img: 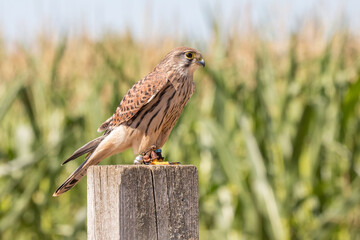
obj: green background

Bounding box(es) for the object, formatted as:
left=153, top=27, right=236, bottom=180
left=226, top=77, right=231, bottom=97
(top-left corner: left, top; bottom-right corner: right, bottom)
left=1, top=23, right=360, bottom=239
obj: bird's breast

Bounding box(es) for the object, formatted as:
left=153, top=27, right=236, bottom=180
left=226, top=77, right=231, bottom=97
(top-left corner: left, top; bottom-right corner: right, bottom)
left=126, top=79, right=194, bottom=137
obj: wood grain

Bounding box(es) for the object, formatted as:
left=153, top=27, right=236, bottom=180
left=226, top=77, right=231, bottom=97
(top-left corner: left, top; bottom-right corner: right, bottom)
left=87, top=165, right=198, bottom=240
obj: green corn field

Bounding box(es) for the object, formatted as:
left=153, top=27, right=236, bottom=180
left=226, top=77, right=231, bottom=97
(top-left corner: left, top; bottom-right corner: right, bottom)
left=1, top=22, right=360, bottom=240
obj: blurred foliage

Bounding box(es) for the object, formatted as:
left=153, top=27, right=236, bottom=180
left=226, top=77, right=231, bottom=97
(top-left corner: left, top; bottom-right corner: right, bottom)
left=1, top=21, right=360, bottom=240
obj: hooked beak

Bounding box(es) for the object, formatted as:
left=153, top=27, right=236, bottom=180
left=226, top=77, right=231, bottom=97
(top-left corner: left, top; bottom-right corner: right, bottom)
left=196, top=58, right=205, bottom=67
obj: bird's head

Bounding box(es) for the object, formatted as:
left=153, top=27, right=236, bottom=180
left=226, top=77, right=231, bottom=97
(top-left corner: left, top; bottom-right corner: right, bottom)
left=158, top=47, right=205, bottom=76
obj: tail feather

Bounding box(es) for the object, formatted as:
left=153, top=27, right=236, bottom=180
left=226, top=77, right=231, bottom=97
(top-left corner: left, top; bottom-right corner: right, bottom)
left=53, top=157, right=90, bottom=197
left=53, top=125, right=129, bottom=197
left=62, top=136, right=105, bottom=165
left=53, top=135, right=117, bottom=196
left=53, top=136, right=105, bottom=197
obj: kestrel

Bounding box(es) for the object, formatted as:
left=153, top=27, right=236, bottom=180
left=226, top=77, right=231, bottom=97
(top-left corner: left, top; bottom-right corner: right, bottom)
left=53, top=47, right=205, bottom=196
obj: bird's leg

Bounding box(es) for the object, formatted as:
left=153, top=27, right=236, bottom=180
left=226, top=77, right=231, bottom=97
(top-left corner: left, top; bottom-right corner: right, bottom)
left=133, top=145, right=158, bottom=164
left=140, top=145, right=157, bottom=164
left=149, top=149, right=164, bottom=164
left=133, top=154, right=153, bottom=164
left=134, top=147, right=180, bottom=165
left=140, top=149, right=164, bottom=165
left=149, top=149, right=180, bottom=165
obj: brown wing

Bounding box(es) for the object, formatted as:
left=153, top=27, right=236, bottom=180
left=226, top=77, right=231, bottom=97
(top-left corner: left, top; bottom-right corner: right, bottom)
left=97, top=71, right=168, bottom=133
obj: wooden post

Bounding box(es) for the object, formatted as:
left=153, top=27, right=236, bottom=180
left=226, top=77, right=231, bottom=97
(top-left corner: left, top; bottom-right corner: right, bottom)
left=87, top=165, right=199, bottom=240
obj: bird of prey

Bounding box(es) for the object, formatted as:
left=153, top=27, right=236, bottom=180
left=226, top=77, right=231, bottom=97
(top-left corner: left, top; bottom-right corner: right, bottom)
left=53, top=47, right=205, bottom=196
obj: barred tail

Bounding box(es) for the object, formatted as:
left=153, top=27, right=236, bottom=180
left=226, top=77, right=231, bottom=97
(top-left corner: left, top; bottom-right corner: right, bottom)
left=53, top=136, right=105, bottom=196
left=53, top=125, right=129, bottom=196
left=52, top=158, right=90, bottom=197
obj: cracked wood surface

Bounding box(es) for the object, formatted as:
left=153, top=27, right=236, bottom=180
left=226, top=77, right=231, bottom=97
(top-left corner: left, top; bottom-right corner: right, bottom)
left=87, top=165, right=199, bottom=240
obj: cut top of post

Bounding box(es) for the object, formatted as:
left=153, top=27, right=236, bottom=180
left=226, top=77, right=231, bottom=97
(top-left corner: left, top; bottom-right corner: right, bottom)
left=87, top=165, right=199, bottom=240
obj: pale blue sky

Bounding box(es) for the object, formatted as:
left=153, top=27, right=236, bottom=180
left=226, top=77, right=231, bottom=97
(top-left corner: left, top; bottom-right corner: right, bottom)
left=0, top=0, right=359, bottom=44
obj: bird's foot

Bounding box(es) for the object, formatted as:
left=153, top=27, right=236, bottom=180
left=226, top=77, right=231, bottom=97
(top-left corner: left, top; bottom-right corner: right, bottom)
left=133, top=149, right=180, bottom=165
left=147, top=149, right=181, bottom=165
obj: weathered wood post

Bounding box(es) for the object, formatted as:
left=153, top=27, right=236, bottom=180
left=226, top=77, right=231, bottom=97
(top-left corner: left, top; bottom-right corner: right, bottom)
left=87, top=165, right=199, bottom=240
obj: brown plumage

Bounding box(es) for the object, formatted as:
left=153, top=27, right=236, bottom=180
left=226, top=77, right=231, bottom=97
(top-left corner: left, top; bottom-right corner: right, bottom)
left=53, top=47, right=205, bottom=196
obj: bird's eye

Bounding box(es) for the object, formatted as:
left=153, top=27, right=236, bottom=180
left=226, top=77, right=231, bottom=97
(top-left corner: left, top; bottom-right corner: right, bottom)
left=185, top=52, right=194, bottom=59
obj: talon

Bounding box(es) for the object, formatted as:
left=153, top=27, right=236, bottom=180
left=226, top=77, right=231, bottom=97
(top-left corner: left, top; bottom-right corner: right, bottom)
left=150, top=151, right=157, bottom=160
left=137, top=148, right=180, bottom=165
left=143, top=155, right=151, bottom=164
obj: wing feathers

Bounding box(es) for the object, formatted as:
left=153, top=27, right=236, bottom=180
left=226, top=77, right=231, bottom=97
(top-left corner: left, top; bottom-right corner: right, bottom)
left=98, top=71, right=168, bottom=132
left=97, top=116, right=113, bottom=132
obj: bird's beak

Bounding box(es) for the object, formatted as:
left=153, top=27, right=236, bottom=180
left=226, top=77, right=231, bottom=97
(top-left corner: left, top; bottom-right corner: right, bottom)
left=196, top=58, right=205, bottom=67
